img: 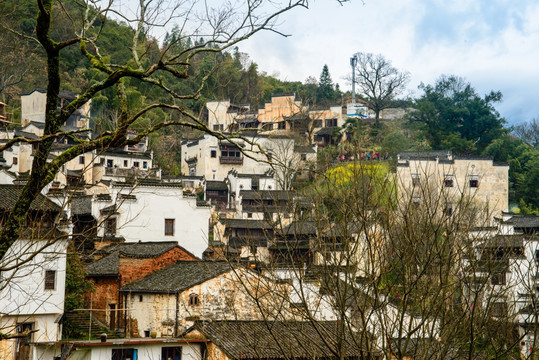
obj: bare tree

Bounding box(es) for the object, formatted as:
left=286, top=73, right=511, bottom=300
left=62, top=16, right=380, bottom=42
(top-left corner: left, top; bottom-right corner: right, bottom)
left=513, top=119, right=539, bottom=150
left=351, top=53, right=410, bottom=124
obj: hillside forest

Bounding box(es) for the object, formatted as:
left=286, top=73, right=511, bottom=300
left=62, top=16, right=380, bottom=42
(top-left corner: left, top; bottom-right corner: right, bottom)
left=0, top=0, right=537, bottom=213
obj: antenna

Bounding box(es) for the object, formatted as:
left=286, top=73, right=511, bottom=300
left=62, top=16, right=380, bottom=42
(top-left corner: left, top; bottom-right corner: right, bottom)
left=350, top=55, right=358, bottom=105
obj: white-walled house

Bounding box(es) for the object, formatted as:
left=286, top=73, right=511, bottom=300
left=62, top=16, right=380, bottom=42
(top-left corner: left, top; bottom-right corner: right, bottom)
left=34, top=337, right=203, bottom=360
left=181, top=133, right=309, bottom=186
left=0, top=237, right=68, bottom=360
left=397, top=151, right=509, bottom=225
left=65, top=180, right=211, bottom=258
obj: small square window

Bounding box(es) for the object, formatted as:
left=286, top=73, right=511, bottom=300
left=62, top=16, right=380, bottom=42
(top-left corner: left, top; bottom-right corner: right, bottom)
left=165, top=219, right=175, bottom=236
left=124, top=160, right=128, bottom=167
left=247, top=213, right=252, bottom=218
left=79, top=156, right=85, bottom=164
left=13, top=157, right=18, bottom=165
left=444, top=178, right=454, bottom=187
left=211, top=150, right=217, bottom=158
left=301, top=154, right=307, bottom=161
left=469, top=179, right=479, bottom=188
left=133, top=161, right=140, bottom=168
left=143, top=161, right=148, bottom=169
left=491, top=272, right=506, bottom=285
left=44, top=270, right=56, bottom=290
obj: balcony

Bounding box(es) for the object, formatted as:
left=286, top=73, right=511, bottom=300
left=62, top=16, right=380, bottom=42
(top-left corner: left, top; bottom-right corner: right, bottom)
left=220, top=156, right=243, bottom=165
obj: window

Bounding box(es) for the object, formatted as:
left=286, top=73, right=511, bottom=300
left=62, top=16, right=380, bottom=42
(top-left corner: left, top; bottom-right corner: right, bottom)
left=189, top=293, right=200, bottom=306
left=44, top=270, right=56, bottom=290
left=213, top=124, right=224, bottom=131
left=412, top=174, right=420, bottom=188
left=139, top=295, right=143, bottom=302
left=79, top=156, right=85, bottom=164
left=165, top=219, right=175, bottom=236
left=124, top=160, right=128, bottom=167
left=301, top=153, right=307, bottom=161
left=491, top=272, right=506, bottom=285
left=143, top=161, right=148, bottom=169
left=104, top=217, right=117, bottom=236
left=247, top=213, right=252, bottom=218
left=13, top=157, right=18, bottom=165
left=112, top=348, right=137, bottom=360
left=444, top=175, right=454, bottom=187
left=107, top=159, right=114, bottom=167
left=162, top=347, right=182, bottom=360
left=492, top=302, right=508, bottom=317
left=133, top=161, right=140, bottom=168
left=278, top=121, right=286, bottom=130
left=469, top=176, right=479, bottom=188
left=210, top=150, right=217, bottom=158
left=325, top=118, right=337, bottom=127
left=444, top=204, right=453, bottom=216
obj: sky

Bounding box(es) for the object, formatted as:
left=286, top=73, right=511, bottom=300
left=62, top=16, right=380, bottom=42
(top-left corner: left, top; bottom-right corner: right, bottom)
left=235, top=0, right=539, bottom=125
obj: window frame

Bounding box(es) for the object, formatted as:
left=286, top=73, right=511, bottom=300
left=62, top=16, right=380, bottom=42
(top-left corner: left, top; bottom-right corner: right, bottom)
left=161, top=347, right=182, bottom=360
left=44, top=270, right=56, bottom=290
left=112, top=348, right=138, bottom=360
left=104, top=217, right=117, bottom=236
left=189, top=293, right=200, bottom=306
left=165, top=219, right=175, bottom=236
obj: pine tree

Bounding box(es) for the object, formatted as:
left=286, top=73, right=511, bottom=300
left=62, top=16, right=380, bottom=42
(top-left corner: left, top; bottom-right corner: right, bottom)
left=317, top=64, right=335, bottom=105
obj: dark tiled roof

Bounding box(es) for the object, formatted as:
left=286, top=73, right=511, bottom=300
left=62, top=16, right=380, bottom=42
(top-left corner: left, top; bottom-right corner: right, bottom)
left=205, top=180, right=228, bottom=191
left=96, top=241, right=180, bottom=258
left=191, top=320, right=371, bottom=359
left=220, top=219, right=274, bottom=230
left=13, top=130, right=40, bottom=140
left=505, top=215, right=539, bottom=229
left=70, top=195, right=92, bottom=215
left=293, top=145, right=316, bottom=154
left=398, top=150, right=452, bottom=160
left=315, top=127, right=338, bottom=136
left=121, top=261, right=231, bottom=293
left=0, top=185, right=61, bottom=212
left=85, top=252, right=119, bottom=276
left=282, top=221, right=318, bottom=236
left=102, top=149, right=152, bottom=160
left=240, top=190, right=291, bottom=201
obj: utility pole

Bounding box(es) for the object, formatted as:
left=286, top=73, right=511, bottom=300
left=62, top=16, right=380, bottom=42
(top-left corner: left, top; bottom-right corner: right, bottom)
left=350, top=55, right=357, bottom=105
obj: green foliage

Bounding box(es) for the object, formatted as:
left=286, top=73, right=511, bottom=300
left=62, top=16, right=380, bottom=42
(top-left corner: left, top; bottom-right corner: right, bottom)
left=411, top=75, right=507, bottom=154
left=63, top=249, right=95, bottom=339
left=317, top=64, right=336, bottom=106
left=381, top=130, right=410, bottom=157
left=65, top=250, right=94, bottom=312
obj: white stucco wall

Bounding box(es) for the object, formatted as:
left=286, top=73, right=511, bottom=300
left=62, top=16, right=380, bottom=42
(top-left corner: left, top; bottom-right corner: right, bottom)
left=92, top=184, right=210, bottom=257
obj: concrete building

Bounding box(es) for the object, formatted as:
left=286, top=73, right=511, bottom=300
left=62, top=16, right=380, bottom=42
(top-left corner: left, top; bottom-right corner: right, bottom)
left=397, top=151, right=509, bottom=224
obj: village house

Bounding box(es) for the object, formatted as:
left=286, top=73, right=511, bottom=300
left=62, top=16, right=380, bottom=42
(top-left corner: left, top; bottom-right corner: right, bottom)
left=0, top=185, right=68, bottom=360
left=120, top=261, right=286, bottom=337
left=397, top=151, right=509, bottom=224
left=83, top=241, right=197, bottom=332
left=34, top=337, right=203, bottom=360
left=183, top=320, right=382, bottom=360
left=58, top=179, right=211, bottom=258
left=461, top=213, right=539, bottom=358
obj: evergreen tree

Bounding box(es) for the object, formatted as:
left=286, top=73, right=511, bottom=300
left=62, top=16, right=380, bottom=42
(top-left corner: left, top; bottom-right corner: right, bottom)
left=317, top=64, right=335, bottom=105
